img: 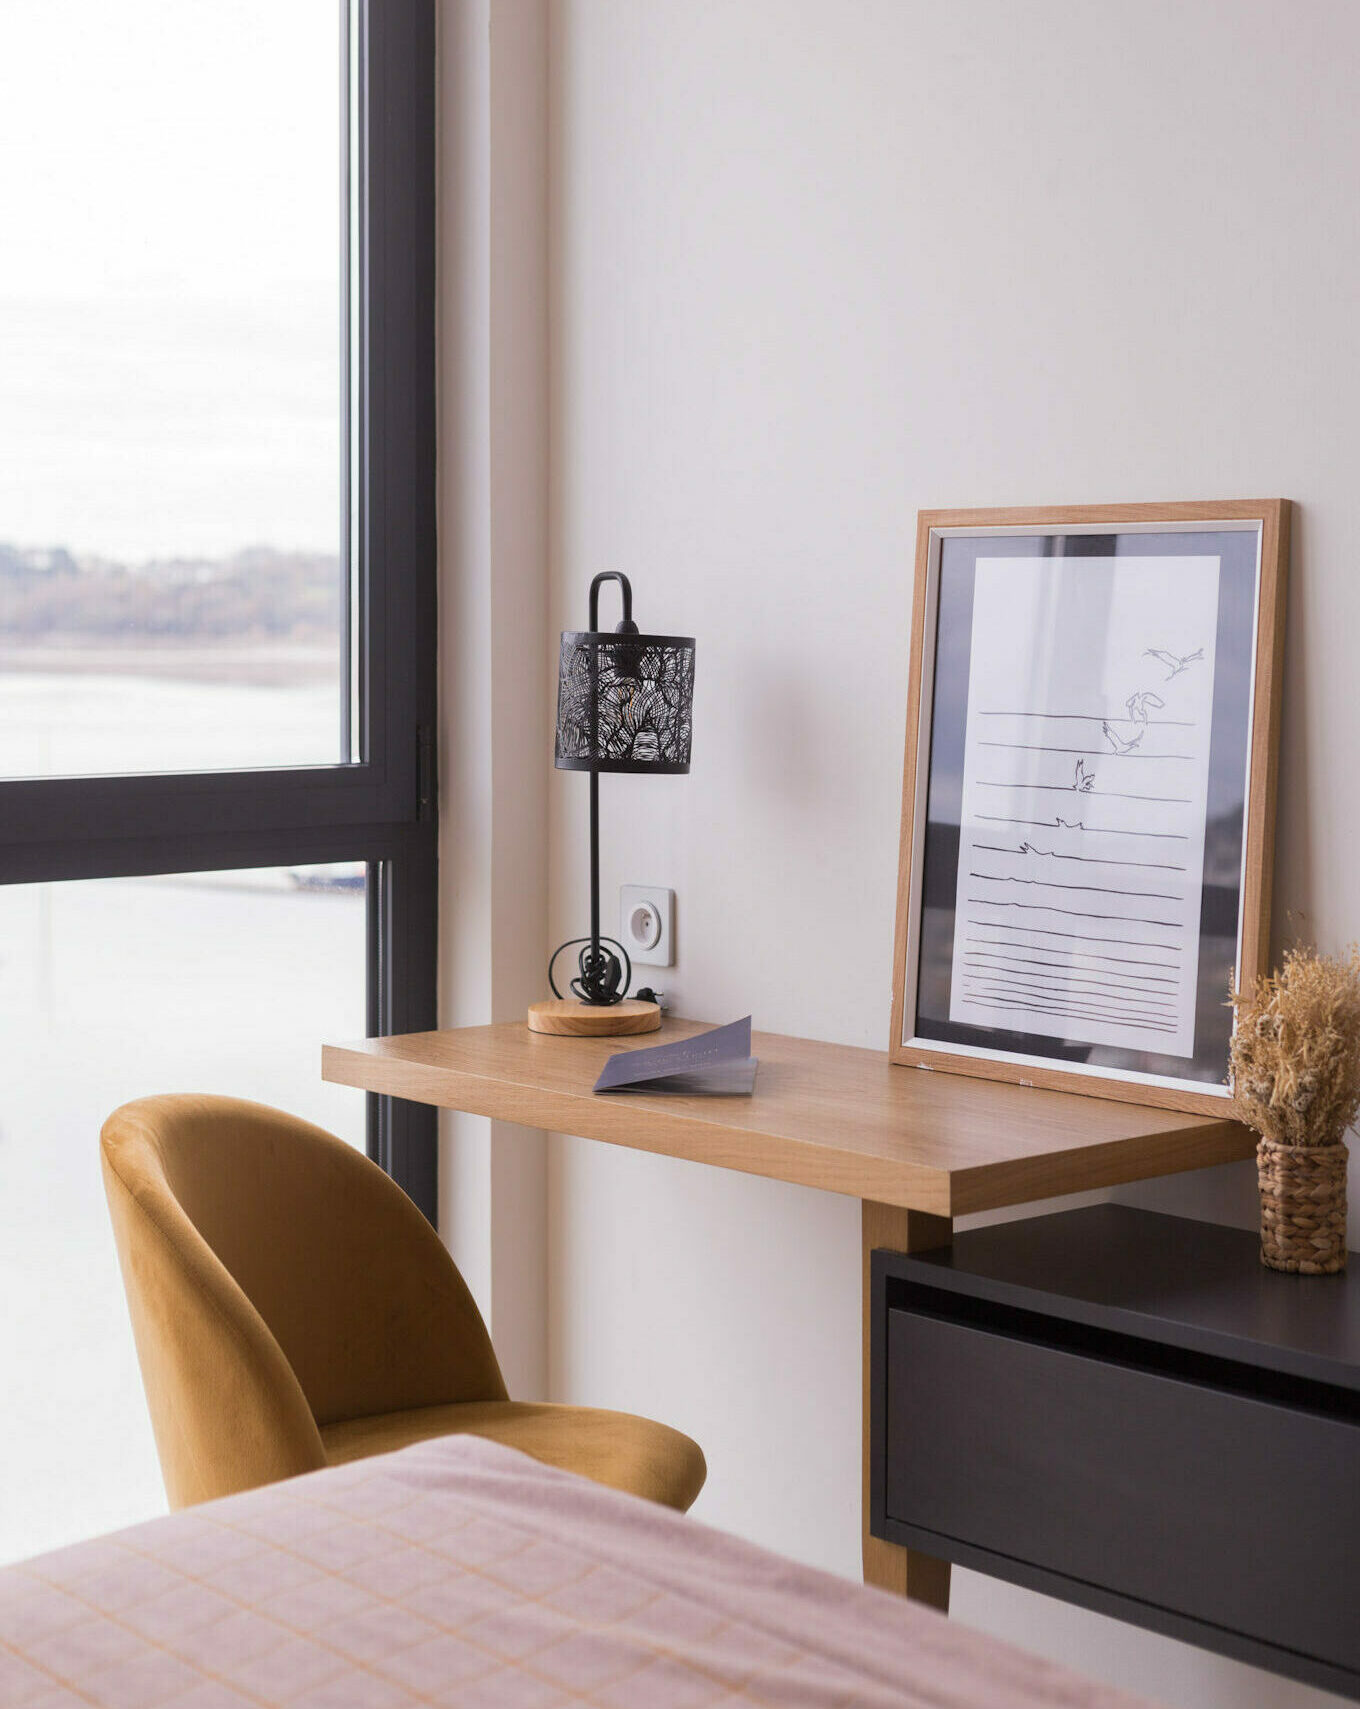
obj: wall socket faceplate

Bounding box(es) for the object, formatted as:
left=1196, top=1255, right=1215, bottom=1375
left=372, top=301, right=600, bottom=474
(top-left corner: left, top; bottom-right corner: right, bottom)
left=619, top=885, right=674, bottom=967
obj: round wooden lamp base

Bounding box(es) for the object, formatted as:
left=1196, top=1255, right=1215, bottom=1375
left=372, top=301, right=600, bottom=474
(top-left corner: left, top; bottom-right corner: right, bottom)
left=526, top=998, right=662, bottom=1038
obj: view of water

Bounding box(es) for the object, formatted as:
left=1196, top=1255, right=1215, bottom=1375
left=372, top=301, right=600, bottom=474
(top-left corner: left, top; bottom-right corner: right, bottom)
left=0, top=651, right=342, bottom=777
left=0, top=666, right=368, bottom=1564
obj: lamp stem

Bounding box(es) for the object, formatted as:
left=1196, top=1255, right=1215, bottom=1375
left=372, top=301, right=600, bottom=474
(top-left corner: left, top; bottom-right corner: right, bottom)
left=589, top=768, right=601, bottom=968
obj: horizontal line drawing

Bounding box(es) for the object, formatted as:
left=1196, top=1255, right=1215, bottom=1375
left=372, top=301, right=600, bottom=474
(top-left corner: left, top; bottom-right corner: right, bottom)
left=969, top=870, right=1179, bottom=903
left=959, top=993, right=1175, bottom=1036
left=967, top=936, right=1178, bottom=972
left=977, top=711, right=1194, bottom=727
left=965, top=989, right=1176, bottom=1033
left=968, top=1000, right=1177, bottom=1036
left=979, top=741, right=1192, bottom=761
left=964, top=966, right=1175, bottom=1009
left=965, top=920, right=1182, bottom=953
left=966, top=970, right=1174, bottom=1011
left=964, top=949, right=1178, bottom=986
left=977, top=813, right=1189, bottom=843
left=964, top=980, right=1176, bottom=1024
left=978, top=780, right=1192, bottom=805
left=969, top=895, right=1182, bottom=929
left=961, top=987, right=1177, bottom=1032
left=962, top=966, right=1176, bottom=1011
left=954, top=596, right=1211, bottom=1050
left=974, top=841, right=1187, bottom=873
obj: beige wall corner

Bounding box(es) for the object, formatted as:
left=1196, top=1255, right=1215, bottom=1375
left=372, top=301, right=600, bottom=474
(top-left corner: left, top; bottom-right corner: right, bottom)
left=436, top=0, right=549, bottom=1400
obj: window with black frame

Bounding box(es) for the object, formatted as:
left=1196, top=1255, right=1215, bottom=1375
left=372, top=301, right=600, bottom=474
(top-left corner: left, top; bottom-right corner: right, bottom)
left=0, top=0, right=435, bottom=1564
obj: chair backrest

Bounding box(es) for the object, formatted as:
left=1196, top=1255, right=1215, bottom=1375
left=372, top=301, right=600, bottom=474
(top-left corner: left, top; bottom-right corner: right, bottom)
left=101, top=1094, right=506, bottom=1508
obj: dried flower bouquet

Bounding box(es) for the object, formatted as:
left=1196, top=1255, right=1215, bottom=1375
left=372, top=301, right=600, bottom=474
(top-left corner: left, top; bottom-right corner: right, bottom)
left=1229, top=946, right=1358, bottom=1273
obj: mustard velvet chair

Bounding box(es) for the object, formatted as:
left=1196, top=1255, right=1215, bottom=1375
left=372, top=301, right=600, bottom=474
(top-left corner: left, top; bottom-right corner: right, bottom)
left=101, top=1094, right=706, bottom=1513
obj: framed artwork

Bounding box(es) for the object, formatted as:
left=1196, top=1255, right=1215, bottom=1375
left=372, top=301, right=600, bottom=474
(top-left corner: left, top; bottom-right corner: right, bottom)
left=889, top=501, right=1290, bottom=1114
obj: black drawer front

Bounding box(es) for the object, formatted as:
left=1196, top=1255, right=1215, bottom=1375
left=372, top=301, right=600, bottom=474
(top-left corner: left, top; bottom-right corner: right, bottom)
left=886, top=1306, right=1360, bottom=1674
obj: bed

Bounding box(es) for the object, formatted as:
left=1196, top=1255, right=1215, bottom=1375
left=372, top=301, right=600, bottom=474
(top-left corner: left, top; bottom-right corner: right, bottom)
left=0, top=1435, right=1147, bottom=1707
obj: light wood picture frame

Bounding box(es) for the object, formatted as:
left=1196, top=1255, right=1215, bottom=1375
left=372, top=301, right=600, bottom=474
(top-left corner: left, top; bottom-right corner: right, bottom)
left=889, top=500, right=1290, bottom=1115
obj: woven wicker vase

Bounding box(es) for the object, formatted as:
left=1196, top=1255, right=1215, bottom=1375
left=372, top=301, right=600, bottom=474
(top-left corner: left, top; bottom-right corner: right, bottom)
left=1257, top=1137, right=1348, bottom=1274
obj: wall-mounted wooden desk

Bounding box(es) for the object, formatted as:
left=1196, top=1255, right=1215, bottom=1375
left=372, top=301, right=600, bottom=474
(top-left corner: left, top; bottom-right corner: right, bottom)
left=322, top=1017, right=1253, bottom=1609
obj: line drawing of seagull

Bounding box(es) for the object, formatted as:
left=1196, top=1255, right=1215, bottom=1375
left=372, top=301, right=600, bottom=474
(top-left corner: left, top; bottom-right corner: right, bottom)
left=1125, top=689, right=1165, bottom=724
left=1073, top=758, right=1096, bottom=793
left=1102, top=719, right=1144, bottom=756
left=1144, top=646, right=1204, bottom=681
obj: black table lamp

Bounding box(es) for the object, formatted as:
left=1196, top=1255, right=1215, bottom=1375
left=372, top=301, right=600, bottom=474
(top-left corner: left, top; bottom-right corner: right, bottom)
left=527, top=571, right=695, bottom=1036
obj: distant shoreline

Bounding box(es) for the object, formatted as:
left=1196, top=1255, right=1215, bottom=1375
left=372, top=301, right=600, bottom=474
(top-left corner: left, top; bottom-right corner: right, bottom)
left=0, top=642, right=339, bottom=688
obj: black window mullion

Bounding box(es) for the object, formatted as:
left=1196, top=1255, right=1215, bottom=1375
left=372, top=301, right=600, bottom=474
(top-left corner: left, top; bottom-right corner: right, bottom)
left=0, top=762, right=408, bottom=856
left=358, top=0, right=438, bottom=1217
left=361, top=0, right=436, bottom=793
left=0, top=822, right=416, bottom=889
left=367, top=825, right=438, bottom=1216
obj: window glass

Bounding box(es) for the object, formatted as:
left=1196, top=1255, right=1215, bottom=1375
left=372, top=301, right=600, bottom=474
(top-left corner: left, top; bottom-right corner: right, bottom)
left=0, top=2, right=346, bottom=777
left=0, top=864, right=366, bottom=1564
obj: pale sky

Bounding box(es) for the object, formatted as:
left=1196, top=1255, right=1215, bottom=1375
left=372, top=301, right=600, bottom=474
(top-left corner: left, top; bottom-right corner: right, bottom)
left=0, top=1, right=342, bottom=560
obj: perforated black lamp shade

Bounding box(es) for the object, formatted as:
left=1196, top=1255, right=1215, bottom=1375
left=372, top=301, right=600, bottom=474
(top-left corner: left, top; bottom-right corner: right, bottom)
left=543, top=571, right=695, bottom=1013
left=554, top=631, right=695, bottom=774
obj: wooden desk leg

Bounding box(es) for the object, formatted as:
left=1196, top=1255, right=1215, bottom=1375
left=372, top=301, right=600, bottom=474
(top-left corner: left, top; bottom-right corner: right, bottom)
left=862, top=1199, right=953, bottom=1610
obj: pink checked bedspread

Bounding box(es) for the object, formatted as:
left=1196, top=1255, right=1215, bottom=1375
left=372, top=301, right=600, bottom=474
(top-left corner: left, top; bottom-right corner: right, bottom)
left=0, top=1435, right=1150, bottom=1708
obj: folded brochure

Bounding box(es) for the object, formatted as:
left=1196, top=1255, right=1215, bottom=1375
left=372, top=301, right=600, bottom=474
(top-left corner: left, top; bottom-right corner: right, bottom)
left=593, top=1016, right=758, bottom=1096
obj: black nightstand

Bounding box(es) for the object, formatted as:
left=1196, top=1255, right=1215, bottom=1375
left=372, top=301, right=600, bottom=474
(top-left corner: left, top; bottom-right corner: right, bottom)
left=870, top=1203, right=1360, bottom=1699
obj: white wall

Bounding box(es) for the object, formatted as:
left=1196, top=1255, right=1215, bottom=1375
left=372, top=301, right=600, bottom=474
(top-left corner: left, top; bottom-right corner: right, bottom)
left=539, top=4, right=1360, bottom=1707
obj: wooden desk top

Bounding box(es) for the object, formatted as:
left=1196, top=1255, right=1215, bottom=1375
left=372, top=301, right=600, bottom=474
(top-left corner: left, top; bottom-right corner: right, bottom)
left=323, top=1019, right=1253, bottom=1216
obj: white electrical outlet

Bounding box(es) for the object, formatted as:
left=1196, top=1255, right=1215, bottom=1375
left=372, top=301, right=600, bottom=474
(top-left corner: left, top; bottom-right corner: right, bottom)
left=620, top=885, right=674, bottom=967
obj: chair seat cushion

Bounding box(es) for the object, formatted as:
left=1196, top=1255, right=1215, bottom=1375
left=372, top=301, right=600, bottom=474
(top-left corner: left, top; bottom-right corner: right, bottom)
left=319, top=1399, right=707, bottom=1513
